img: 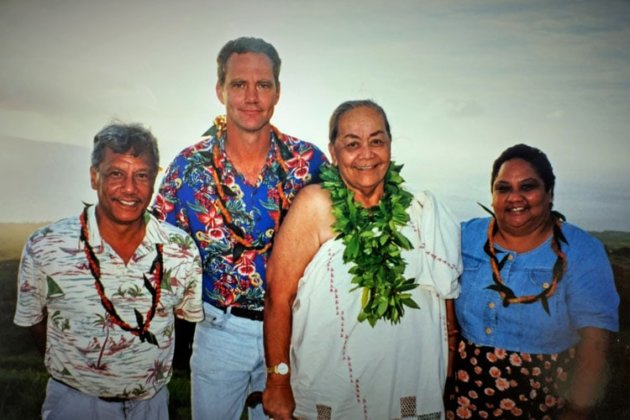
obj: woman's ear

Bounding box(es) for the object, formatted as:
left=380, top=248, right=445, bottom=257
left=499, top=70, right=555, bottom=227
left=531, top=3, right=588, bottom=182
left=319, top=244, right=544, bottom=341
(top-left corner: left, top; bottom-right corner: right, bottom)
left=328, top=142, right=337, bottom=166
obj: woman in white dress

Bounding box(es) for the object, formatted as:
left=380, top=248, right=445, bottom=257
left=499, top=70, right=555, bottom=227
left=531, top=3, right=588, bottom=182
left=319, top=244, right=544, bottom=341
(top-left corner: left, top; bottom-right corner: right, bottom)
left=262, top=100, right=462, bottom=420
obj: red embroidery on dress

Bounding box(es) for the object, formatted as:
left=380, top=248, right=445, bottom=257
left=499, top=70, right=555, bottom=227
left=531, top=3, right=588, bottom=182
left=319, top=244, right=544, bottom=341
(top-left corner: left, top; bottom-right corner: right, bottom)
left=327, top=248, right=369, bottom=419
left=418, top=243, right=460, bottom=271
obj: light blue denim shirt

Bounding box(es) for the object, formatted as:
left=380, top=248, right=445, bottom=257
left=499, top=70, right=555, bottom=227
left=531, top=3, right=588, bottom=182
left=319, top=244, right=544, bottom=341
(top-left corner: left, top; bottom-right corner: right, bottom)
left=455, top=217, right=619, bottom=354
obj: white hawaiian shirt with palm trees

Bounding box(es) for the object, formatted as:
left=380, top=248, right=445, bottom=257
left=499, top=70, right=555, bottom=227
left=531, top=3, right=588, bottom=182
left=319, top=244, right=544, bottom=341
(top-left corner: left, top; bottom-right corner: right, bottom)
left=14, top=205, right=203, bottom=400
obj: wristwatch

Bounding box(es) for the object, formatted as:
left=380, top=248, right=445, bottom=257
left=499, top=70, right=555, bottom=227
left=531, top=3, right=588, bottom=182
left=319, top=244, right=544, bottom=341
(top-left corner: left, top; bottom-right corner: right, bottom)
left=267, top=362, right=290, bottom=375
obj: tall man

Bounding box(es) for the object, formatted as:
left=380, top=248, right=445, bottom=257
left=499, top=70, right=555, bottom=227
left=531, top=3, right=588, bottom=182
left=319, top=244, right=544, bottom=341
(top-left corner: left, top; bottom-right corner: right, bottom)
left=14, top=123, right=203, bottom=420
left=154, top=36, right=327, bottom=419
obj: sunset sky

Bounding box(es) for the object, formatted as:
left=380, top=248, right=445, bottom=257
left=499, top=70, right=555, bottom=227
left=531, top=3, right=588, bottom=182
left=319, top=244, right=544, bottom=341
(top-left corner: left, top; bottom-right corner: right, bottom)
left=1, top=0, right=629, bottom=231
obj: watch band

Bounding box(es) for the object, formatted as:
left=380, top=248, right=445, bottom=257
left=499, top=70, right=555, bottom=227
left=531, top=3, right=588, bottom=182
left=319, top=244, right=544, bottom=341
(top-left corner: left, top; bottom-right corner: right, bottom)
left=267, top=362, right=290, bottom=375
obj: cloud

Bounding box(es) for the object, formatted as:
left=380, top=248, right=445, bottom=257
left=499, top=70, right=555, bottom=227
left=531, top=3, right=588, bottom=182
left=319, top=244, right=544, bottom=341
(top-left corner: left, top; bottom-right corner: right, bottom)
left=546, top=109, right=565, bottom=120
left=443, top=98, right=484, bottom=118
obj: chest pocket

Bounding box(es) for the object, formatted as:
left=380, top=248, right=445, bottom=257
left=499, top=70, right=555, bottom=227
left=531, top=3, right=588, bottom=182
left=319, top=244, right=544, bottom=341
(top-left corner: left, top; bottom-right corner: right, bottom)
left=458, top=251, right=489, bottom=313
left=462, top=251, right=484, bottom=273
left=528, top=268, right=555, bottom=289
left=525, top=268, right=561, bottom=311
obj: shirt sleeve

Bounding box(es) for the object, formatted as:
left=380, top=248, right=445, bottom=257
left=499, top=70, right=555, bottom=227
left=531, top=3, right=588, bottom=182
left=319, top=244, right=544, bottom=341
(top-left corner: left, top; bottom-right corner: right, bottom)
left=153, top=156, right=191, bottom=232
left=174, top=240, right=204, bottom=322
left=566, top=238, right=619, bottom=333
left=415, top=191, right=463, bottom=299
left=13, top=237, right=48, bottom=327
left=307, top=146, right=328, bottom=183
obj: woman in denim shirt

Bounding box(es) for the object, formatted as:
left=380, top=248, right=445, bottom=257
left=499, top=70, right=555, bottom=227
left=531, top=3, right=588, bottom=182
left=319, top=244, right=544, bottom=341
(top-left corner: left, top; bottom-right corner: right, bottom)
left=445, top=144, right=619, bottom=419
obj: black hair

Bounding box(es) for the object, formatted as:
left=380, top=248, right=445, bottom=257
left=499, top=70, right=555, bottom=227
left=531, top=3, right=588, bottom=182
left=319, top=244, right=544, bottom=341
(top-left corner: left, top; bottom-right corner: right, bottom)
left=491, top=143, right=555, bottom=192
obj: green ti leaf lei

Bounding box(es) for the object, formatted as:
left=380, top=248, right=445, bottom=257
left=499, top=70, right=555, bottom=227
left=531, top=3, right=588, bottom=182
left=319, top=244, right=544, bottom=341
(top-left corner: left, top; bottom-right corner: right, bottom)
left=320, top=162, right=419, bottom=326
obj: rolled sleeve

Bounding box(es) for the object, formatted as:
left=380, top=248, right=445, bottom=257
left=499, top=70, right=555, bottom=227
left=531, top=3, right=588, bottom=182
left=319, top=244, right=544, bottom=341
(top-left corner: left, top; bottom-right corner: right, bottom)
left=174, top=246, right=204, bottom=323
left=415, top=191, right=463, bottom=299
left=567, top=250, right=619, bottom=333
left=13, top=239, right=47, bottom=327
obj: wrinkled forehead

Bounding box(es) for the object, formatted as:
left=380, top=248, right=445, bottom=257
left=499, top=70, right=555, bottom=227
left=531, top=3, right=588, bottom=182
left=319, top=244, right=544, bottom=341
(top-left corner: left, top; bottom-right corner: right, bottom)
left=96, top=147, right=154, bottom=168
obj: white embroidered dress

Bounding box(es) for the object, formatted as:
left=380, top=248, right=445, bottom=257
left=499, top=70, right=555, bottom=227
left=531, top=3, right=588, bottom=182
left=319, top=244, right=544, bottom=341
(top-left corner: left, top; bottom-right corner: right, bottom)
left=290, top=191, right=462, bottom=420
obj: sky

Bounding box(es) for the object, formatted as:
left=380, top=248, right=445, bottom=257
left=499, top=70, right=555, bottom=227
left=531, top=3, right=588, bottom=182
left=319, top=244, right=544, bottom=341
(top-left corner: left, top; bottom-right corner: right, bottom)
left=1, top=0, right=629, bottom=231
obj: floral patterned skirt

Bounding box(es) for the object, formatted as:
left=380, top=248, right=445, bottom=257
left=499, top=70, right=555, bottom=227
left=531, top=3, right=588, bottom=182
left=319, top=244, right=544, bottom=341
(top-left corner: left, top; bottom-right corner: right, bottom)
left=445, top=338, right=575, bottom=419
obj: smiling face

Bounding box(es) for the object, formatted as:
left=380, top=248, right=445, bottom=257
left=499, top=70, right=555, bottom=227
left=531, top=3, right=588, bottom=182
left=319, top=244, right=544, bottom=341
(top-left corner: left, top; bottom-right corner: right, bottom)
left=329, top=106, right=391, bottom=207
left=491, top=158, right=553, bottom=236
left=216, top=52, right=280, bottom=135
left=90, top=148, right=156, bottom=228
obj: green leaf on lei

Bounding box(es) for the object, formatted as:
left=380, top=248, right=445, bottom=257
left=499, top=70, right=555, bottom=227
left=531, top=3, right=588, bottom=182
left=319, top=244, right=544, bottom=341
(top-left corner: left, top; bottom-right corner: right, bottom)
left=320, top=162, right=419, bottom=326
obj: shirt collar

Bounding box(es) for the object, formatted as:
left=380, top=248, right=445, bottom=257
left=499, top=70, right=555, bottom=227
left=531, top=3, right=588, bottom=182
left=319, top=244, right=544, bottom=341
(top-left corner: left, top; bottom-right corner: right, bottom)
left=215, top=126, right=282, bottom=182
left=85, top=205, right=167, bottom=250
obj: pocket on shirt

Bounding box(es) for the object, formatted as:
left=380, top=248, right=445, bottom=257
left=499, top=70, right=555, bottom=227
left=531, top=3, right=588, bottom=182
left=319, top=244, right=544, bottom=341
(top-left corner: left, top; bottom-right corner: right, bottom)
left=462, top=251, right=483, bottom=270
left=527, top=268, right=555, bottom=291
left=526, top=268, right=559, bottom=311
left=458, top=252, right=488, bottom=321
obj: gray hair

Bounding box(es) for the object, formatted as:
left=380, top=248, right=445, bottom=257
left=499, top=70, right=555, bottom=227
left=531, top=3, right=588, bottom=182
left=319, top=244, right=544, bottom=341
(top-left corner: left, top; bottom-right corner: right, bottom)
left=216, top=36, right=281, bottom=86
left=92, top=123, right=159, bottom=174
left=328, top=99, right=392, bottom=144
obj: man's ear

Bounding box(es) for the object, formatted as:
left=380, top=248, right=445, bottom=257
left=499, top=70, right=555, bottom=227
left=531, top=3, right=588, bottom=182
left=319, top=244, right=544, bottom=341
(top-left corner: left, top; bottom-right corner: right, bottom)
left=274, top=81, right=281, bottom=105
left=216, top=82, right=225, bottom=105
left=90, top=166, right=98, bottom=190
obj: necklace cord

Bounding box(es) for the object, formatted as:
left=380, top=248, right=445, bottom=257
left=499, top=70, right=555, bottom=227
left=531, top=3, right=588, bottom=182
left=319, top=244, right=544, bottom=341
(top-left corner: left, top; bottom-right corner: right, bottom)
left=201, top=116, right=291, bottom=263
left=483, top=211, right=568, bottom=315
left=80, top=205, right=162, bottom=346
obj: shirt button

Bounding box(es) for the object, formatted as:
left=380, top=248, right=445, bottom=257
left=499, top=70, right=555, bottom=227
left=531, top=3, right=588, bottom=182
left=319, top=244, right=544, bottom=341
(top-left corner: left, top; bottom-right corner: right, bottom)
left=488, top=302, right=495, bottom=309
left=485, top=327, right=492, bottom=335
left=543, top=282, right=550, bottom=289
left=507, top=254, right=513, bottom=260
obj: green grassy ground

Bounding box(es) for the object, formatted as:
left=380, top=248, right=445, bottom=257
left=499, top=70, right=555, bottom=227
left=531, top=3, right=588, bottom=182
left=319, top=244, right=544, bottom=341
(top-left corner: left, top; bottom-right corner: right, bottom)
left=1, top=234, right=629, bottom=419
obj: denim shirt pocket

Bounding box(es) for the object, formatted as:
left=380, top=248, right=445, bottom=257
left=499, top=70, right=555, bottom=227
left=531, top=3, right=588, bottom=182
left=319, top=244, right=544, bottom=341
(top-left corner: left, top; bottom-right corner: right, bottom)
left=462, top=251, right=483, bottom=272
left=527, top=268, right=556, bottom=298
left=461, top=252, right=484, bottom=290
left=458, top=252, right=490, bottom=331
left=525, top=268, right=560, bottom=319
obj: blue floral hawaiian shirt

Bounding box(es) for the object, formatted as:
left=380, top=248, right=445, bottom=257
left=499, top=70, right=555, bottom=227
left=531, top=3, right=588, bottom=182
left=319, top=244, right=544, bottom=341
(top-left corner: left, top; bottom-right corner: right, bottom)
left=154, top=116, right=327, bottom=310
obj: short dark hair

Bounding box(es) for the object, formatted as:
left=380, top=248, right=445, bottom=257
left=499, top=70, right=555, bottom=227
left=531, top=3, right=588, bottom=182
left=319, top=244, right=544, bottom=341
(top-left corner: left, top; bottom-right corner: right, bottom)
left=328, top=99, right=392, bottom=144
left=92, top=123, right=160, bottom=174
left=216, top=37, right=281, bottom=86
left=491, top=143, right=555, bottom=192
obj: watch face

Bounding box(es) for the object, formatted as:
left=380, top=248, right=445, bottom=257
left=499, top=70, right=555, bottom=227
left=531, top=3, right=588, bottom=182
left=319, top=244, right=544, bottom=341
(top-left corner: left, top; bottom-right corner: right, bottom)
left=277, top=362, right=289, bottom=375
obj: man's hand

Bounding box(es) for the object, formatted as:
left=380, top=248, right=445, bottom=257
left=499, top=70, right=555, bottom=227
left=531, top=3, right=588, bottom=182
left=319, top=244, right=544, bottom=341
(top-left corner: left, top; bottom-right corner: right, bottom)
left=263, top=383, right=295, bottom=420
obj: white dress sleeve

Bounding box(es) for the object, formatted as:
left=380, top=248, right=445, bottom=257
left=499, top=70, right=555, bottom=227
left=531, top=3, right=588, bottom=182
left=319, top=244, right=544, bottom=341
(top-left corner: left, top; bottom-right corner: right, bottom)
left=413, top=190, right=463, bottom=299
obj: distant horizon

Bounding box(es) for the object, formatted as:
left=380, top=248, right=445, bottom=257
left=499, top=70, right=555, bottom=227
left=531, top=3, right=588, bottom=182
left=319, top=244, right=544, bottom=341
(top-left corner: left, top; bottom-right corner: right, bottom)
left=2, top=135, right=629, bottom=232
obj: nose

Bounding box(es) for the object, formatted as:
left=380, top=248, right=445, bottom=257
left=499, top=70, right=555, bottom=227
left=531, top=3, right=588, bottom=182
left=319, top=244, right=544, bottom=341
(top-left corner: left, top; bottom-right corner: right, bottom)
left=358, top=143, right=376, bottom=158
left=121, top=175, right=138, bottom=193
left=244, top=84, right=258, bottom=103
left=506, top=189, right=524, bottom=202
